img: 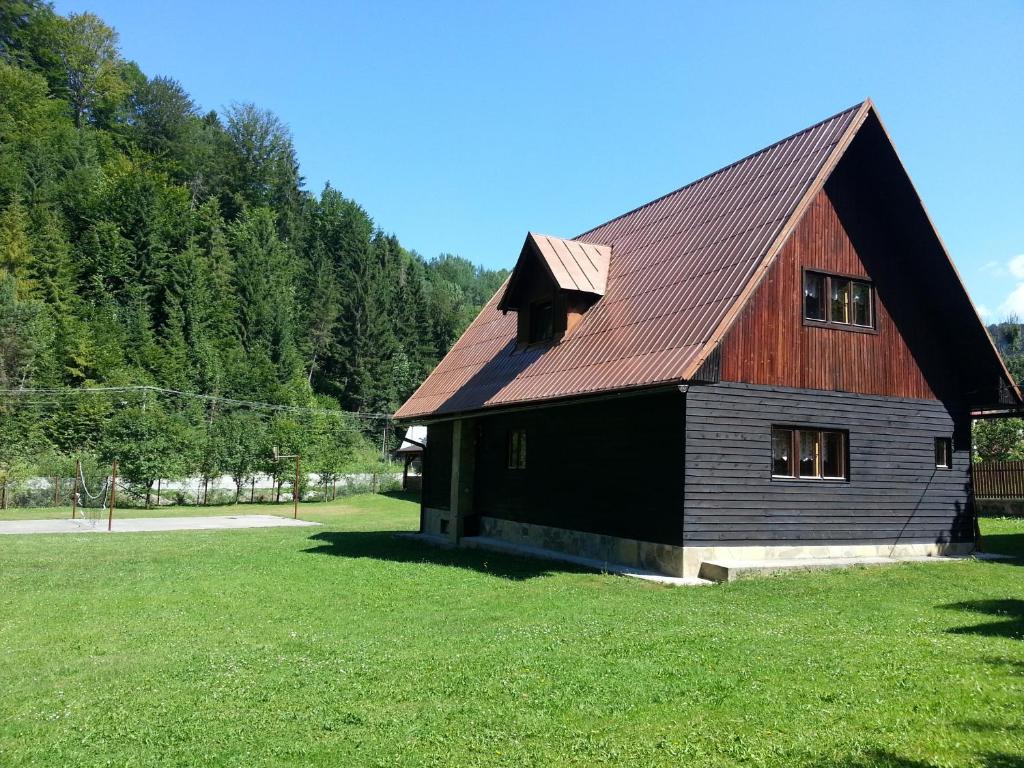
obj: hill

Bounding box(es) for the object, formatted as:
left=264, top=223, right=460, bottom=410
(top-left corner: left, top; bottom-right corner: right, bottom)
left=0, top=2, right=506, bottom=492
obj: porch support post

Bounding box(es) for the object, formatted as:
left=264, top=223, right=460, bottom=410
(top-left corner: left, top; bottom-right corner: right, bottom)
left=448, top=418, right=476, bottom=543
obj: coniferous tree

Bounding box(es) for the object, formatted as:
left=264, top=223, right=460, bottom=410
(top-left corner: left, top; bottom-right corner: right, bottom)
left=0, top=3, right=511, bottom=491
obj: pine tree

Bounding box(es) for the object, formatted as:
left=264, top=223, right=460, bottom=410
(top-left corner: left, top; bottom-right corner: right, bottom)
left=0, top=200, right=32, bottom=293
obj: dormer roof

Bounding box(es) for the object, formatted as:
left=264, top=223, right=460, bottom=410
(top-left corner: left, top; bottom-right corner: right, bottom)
left=497, top=232, right=611, bottom=312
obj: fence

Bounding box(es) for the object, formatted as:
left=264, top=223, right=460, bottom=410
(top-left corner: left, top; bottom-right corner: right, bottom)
left=0, top=471, right=404, bottom=512
left=972, top=460, right=1024, bottom=499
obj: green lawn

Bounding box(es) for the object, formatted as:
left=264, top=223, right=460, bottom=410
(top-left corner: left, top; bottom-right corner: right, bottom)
left=1, top=497, right=1022, bottom=767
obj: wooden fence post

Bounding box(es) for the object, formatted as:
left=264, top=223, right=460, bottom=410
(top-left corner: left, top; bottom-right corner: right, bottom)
left=71, top=459, right=80, bottom=520
left=108, top=460, right=117, bottom=532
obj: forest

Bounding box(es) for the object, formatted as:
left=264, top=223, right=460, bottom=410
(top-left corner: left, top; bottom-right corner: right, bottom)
left=0, top=2, right=508, bottom=501
left=975, top=320, right=1024, bottom=462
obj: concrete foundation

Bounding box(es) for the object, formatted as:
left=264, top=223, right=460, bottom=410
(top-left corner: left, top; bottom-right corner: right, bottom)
left=683, top=541, right=974, bottom=579
left=422, top=506, right=454, bottom=540
left=478, top=516, right=685, bottom=575
left=467, top=516, right=974, bottom=579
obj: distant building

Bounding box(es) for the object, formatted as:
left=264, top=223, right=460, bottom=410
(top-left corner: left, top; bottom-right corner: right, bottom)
left=395, top=101, right=1020, bottom=580
left=394, top=425, right=426, bottom=491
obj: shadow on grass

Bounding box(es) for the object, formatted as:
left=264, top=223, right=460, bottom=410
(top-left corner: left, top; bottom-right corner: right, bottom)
left=811, top=748, right=1024, bottom=767
left=303, top=530, right=591, bottom=581
left=981, top=531, right=1024, bottom=560
left=378, top=490, right=421, bottom=504
left=940, top=599, right=1024, bottom=640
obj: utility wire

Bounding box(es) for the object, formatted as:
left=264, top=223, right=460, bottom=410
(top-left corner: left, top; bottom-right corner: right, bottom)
left=0, top=386, right=394, bottom=421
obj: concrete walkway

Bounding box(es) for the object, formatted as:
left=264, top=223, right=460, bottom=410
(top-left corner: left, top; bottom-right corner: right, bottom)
left=0, top=515, right=320, bottom=535
left=697, top=553, right=990, bottom=582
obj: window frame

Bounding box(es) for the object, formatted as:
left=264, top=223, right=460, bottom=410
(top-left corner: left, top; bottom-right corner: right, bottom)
left=527, top=299, right=555, bottom=344
left=934, top=437, right=952, bottom=470
left=507, top=428, right=527, bottom=470
left=802, top=268, right=877, bottom=334
left=771, top=425, right=849, bottom=482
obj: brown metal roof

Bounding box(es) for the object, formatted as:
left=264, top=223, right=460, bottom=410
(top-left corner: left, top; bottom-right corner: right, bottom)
left=528, top=233, right=610, bottom=295
left=396, top=102, right=871, bottom=420
left=497, top=233, right=610, bottom=312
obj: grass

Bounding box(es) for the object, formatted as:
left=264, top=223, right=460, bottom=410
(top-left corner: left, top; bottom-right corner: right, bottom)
left=0, top=498, right=1022, bottom=767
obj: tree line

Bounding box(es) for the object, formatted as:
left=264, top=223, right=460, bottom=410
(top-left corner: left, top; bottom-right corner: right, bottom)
left=0, top=2, right=507, bottom=500
left=976, top=321, right=1024, bottom=462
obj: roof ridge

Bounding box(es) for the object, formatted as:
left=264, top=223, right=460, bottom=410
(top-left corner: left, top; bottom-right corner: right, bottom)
left=573, top=100, right=867, bottom=242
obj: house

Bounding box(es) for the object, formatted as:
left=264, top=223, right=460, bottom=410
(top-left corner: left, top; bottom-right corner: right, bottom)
left=393, top=100, right=1021, bottom=580
left=394, top=425, right=426, bottom=491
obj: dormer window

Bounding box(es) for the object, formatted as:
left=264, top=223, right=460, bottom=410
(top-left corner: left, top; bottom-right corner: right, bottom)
left=528, top=300, right=554, bottom=343
left=498, top=232, right=611, bottom=348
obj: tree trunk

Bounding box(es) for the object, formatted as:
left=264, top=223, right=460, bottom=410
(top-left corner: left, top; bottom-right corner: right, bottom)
left=275, top=480, right=281, bottom=503
left=156, top=477, right=161, bottom=507
left=250, top=478, right=255, bottom=503
left=203, top=477, right=209, bottom=506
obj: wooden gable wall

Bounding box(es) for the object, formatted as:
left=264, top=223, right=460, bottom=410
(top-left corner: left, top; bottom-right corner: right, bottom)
left=718, top=182, right=947, bottom=400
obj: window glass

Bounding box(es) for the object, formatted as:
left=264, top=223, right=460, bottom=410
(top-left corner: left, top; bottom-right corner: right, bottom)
left=528, top=301, right=554, bottom=343
left=830, top=279, right=850, bottom=324
left=851, top=281, right=872, bottom=327
left=804, top=272, right=826, bottom=321
left=799, top=430, right=819, bottom=478
left=822, top=431, right=845, bottom=478
left=772, top=428, right=794, bottom=476
left=935, top=437, right=951, bottom=469
left=773, top=427, right=847, bottom=480
left=507, top=429, right=527, bottom=469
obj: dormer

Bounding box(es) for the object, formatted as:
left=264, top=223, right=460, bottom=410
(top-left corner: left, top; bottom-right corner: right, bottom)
left=498, top=232, right=611, bottom=347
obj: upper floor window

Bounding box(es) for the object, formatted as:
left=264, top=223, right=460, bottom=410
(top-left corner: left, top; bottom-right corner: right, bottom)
left=528, top=300, right=554, bottom=344
left=804, top=271, right=874, bottom=330
left=772, top=426, right=847, bottom=480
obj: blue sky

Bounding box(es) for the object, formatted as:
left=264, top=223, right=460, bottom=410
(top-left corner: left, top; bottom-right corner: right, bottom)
left=56, top=0, right=1023, bottom=320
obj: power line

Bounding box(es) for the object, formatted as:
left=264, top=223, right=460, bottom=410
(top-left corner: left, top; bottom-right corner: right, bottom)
left=0, top=386, right=394, bottom=421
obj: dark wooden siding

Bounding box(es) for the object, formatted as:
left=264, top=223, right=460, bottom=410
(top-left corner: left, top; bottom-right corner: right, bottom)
left=719, top=180, right=954, bottom=401
left=472, top=390, right=684, bottom=545
left=683, top=382, right=973, bottom=546
left=422, top=422, right=453, bottom=510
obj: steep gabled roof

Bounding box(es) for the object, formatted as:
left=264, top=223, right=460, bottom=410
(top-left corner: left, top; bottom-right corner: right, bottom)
left=395, top=101, right=1017, bottom=420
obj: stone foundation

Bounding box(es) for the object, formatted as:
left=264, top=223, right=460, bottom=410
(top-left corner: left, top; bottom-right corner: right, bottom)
left=477, top=517, right=685, bottom=575
left=471, top=516, right=974, bottom=578
left=422, top=506, right=455, bottom=542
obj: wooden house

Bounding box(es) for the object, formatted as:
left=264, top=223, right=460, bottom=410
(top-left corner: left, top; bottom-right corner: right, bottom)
left=394, top=100, right=1020, bottom=579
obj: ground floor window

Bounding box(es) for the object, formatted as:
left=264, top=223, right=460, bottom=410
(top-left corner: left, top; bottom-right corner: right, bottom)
left=507, top=428, right=527, bottom=469
left=935, top=437, right=952, bottom=469
left=772, top=426, right=847, bottom=480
